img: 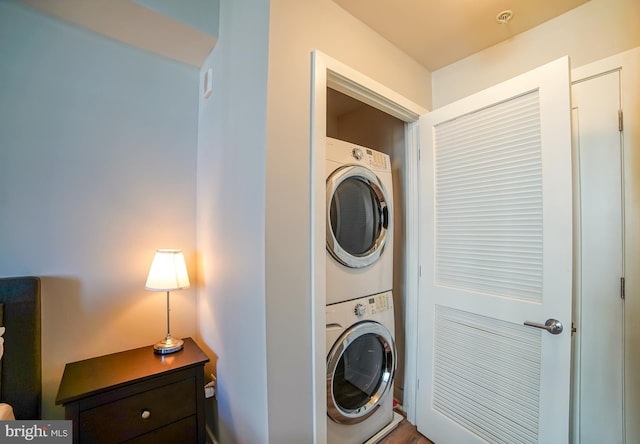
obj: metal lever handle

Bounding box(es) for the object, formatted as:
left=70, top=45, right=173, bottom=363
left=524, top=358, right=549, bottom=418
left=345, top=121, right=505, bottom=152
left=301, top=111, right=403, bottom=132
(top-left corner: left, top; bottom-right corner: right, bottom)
left=524, top=319, right=563, bottom=335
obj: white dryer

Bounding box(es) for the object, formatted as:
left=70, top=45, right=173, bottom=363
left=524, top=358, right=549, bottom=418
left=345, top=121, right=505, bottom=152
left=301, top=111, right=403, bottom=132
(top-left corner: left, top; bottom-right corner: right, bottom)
left=326, top=291, right=396, bottom=444
left=326, top=138, right=394, bottom=305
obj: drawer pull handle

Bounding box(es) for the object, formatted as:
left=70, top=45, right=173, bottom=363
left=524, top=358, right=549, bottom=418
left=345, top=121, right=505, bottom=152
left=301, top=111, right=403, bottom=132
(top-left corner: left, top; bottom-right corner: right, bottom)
left=141, top=410, right=151, bottom=420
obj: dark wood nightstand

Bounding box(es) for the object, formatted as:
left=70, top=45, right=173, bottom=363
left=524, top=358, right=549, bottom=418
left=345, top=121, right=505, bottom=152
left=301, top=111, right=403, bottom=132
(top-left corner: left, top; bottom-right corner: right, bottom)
left=56, top=337, right=209, bottom=444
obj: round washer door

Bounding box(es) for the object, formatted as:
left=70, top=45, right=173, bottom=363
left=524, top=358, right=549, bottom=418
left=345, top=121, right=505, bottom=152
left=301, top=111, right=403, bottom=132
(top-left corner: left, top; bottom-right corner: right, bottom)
left=326, top=165, right=392, bottom=269
left=326, top=321, right=396, bottom=424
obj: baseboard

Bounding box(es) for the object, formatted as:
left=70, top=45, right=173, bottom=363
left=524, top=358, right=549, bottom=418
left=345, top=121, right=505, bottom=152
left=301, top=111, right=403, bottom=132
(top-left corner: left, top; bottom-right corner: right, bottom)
left=205, top=409, right=401, bottom=444
left=365, top=411, right=404, bottom=444
left=206, top=424, right=219, bottom=444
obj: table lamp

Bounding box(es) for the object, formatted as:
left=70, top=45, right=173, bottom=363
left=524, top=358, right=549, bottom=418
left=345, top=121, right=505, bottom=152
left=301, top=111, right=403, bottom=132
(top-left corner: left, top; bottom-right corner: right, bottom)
left=145, top=249, right=190, bottom=354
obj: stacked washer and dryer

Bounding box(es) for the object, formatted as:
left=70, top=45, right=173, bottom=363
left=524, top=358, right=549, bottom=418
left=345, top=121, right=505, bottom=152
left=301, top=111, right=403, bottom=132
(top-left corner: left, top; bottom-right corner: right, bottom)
left=325, top=137, right=399, bottom=444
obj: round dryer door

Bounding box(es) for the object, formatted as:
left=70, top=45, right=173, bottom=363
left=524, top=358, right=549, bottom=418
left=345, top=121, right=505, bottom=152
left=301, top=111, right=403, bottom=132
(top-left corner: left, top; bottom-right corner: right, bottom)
left=326, top=321, right=396, bottom=424
left=326, top=165, right=391, bottom=269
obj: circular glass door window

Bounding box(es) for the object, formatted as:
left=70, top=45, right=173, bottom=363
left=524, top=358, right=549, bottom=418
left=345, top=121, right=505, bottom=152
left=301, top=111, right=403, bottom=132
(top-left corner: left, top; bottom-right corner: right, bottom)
left=327, top=322, right=395, bottom=424
left=326, top=165, right=391, bottom=268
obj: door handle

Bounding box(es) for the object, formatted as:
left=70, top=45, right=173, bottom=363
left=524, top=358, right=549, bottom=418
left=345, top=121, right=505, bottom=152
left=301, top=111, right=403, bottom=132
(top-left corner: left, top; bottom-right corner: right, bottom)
left=524, top=319, right=563, bottom=335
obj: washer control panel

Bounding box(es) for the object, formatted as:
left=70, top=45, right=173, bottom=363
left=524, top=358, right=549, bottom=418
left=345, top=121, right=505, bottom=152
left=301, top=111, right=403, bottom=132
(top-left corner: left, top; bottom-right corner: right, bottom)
left=354, top=292, right=392, bottom=317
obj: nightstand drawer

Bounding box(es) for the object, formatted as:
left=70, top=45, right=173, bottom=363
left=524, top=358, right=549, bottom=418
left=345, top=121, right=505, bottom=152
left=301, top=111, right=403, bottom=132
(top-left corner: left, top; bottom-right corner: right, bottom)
left=79, top=377, right=196, bottom=443
left=126, top=416, right=197, bottom=444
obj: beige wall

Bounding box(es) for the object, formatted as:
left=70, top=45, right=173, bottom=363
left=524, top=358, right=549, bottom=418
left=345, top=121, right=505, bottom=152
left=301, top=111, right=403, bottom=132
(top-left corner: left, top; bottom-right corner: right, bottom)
left=265, top=0, right=431, bottom=441
left=432, top=0, right=640, bottom=107
left=195, top=0, right=270, bottom=442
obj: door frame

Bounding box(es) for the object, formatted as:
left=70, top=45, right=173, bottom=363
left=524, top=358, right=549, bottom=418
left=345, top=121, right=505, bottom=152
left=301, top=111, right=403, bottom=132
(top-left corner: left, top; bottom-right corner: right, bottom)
left=310, top=50, right=427, bottom=442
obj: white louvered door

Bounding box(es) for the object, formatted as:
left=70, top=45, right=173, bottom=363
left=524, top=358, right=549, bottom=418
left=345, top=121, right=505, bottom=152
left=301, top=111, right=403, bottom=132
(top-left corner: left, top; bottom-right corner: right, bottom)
left=416, top=57, right=573, bottom=444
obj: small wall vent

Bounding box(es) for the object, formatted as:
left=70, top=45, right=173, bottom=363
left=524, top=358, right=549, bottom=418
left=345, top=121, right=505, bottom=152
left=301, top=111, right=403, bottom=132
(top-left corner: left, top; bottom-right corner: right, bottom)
left=496, top=10, right=514, bottom=24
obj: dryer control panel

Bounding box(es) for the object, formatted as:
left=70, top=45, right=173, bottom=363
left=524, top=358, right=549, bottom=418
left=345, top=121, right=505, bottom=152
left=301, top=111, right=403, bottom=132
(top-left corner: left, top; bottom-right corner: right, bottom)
left=328, top=137, right=391, bottom=173
left=350, top=146, right=389, bottom=170
left=365, top=148, right=389, bottom=170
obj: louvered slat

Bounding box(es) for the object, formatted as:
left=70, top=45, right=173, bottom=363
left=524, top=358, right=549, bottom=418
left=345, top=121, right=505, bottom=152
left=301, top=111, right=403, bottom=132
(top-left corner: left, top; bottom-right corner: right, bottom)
left=434, top=91, right=543, bottom=302
left=433, top=306, right=541, bottom=444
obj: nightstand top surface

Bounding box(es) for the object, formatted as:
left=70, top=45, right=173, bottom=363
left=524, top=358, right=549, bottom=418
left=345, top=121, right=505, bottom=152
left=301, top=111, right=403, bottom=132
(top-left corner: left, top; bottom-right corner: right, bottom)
left=55, top=337, right=209, bottom=405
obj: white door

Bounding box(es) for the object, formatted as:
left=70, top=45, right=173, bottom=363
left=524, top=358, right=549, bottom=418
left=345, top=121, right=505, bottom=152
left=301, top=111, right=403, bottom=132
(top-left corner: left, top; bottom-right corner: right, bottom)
left=572, top=70, right=624, bottom=443
left=416, top=57, right=573, bottom=444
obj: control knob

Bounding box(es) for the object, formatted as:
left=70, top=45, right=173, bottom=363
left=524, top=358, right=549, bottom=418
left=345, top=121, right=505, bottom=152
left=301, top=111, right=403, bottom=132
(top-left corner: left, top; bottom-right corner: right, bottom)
left=354, top=303, right=366, bottom=317
left=352, top=148, right=363, bottom=160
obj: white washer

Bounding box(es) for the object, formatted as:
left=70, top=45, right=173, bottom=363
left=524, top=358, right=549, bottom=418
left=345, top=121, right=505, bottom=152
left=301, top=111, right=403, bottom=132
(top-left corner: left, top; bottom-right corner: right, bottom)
left=326, top=138, right=394, bottom=305
left=326, top=291, right=396, bottom=444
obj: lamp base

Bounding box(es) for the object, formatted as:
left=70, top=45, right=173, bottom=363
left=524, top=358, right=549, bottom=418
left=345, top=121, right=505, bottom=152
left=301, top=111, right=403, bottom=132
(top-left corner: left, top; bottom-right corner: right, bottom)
left=154, top=336, right=184, bottom=354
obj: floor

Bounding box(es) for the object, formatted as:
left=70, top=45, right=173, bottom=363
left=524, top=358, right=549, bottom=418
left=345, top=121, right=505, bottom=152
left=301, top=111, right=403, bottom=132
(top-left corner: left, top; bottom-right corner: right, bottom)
left=377, top=418, right=433, bottom=444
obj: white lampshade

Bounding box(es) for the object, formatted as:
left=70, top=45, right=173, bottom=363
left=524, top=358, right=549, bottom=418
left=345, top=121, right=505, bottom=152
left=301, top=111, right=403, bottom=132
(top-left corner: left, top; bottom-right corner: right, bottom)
left=145, top=249, right=190, bottom=291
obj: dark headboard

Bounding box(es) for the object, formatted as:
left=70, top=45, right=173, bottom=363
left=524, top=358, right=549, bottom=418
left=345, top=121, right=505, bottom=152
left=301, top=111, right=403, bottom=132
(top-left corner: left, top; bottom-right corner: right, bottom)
left=0, top=277, right=41, bottom=419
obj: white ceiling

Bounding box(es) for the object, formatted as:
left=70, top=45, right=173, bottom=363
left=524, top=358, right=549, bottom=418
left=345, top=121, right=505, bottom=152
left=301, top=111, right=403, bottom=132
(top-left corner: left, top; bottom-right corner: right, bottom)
left=333, top=0, right=590, bottom=71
